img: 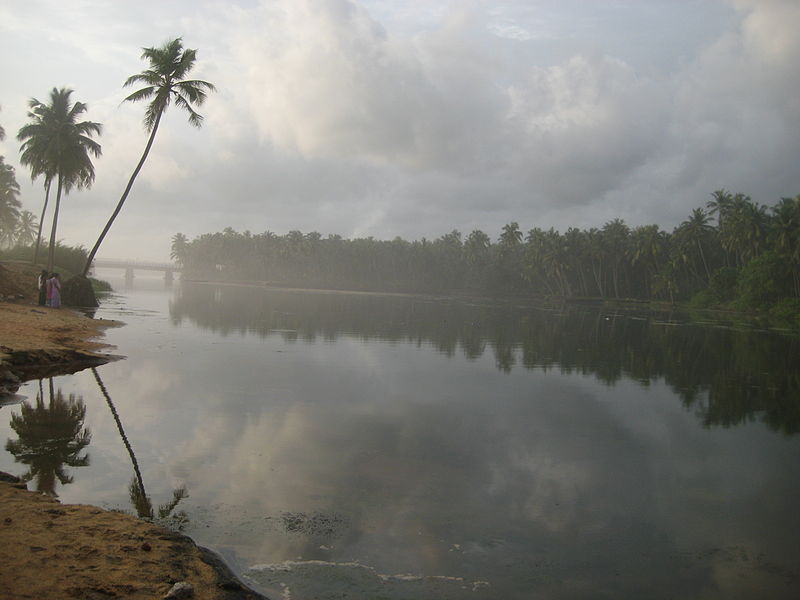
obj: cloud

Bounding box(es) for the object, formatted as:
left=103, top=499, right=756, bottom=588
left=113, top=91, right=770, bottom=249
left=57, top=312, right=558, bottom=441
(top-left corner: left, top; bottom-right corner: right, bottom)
left=2, top=0, right=800, bottom=260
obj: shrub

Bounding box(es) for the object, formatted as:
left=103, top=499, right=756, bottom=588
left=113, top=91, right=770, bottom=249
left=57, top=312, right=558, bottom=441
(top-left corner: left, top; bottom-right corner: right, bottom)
left=735, top=252, right=791, bottom=310
left=690, top=289, right=717, bottom=308
left=767, top=298, right=800, bottom=326
left=0, top=242, right=89, bottom=275
left=708, top=267, right=739, bottom=303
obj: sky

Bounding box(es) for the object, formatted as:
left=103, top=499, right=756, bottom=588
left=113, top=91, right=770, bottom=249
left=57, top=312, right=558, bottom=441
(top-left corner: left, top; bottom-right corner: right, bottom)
left=1, top=0, right=799, bottom=262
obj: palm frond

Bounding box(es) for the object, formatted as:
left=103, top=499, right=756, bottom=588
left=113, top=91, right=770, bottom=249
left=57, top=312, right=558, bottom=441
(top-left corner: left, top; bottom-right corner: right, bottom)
left=124, top=86, right=156, bottom=104
left=175, top=79, right=215, bottom=105
left=124, top=70, right=162, bottom=88
left=174, top=94, right=204, bottom=127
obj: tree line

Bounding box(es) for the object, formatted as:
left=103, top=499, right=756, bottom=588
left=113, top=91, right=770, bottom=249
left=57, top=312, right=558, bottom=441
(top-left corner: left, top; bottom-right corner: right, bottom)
left=0, top=107, right=39, bottom=249
left=173, top=189, right=800, bottom=315
left=0, top=38, right=214, bottom=304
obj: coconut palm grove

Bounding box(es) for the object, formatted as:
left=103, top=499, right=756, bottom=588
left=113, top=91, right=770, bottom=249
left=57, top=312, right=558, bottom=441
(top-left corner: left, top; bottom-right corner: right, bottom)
left=172, top=189, right=800, bottom=321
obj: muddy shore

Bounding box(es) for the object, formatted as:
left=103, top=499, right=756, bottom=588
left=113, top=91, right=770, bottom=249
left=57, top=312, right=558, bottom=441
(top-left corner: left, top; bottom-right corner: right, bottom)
left=0, top=261, right=269, bottom=599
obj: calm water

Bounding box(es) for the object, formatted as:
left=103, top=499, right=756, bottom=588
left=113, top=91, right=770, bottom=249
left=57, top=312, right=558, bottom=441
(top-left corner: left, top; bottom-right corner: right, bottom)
left=2, top=277, right=800, bottom=599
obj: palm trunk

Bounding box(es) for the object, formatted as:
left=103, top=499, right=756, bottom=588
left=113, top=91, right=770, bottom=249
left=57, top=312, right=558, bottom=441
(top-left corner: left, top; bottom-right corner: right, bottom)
left=92, top=368, right=147, bottom=505
left=697, top=240, right=710, bottom=281
left=33, top=180, right=51, bottom=265
left=82, top=112, right=162, bottom=276
left=47, top=176, right=64, bottom=272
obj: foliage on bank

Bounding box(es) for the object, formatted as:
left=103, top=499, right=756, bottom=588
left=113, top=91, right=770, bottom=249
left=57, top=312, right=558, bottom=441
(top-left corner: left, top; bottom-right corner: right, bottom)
left=0, top=244, right=111, bottom=296
left=173, top=190, right=800, bottom=321
left=0, top=242, right=90, bottom=276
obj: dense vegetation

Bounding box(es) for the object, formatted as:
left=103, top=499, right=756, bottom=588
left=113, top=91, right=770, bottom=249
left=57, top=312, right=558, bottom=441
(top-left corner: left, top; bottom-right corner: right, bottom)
left=1, top=148, right=39, bottom=250
left=173, top=190, right=800, bottom=320
left=0, top=242, right=91, bottom=276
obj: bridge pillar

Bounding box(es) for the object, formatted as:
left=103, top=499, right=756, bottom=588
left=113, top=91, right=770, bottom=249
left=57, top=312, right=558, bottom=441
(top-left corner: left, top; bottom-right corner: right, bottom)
left=125, top=266, right=134, bottom=285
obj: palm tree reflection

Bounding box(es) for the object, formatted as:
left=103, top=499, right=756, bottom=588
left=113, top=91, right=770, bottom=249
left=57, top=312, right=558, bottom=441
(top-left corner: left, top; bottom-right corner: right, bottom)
left=92, top=367, right=188, bottom=527
left=5, top=378, right=91, bottom=496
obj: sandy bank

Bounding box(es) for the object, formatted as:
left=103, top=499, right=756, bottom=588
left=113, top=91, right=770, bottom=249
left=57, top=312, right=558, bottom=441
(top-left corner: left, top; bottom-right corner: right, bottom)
left=0, top=473, right=266, bottom=600
left=0, top=301, right=121, bottom=394
left=0, top=261, right=122, bottom=392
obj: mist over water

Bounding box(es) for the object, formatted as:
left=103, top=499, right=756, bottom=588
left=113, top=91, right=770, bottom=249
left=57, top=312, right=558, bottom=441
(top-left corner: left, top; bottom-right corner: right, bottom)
left=2, top=278, right=800, bottom=599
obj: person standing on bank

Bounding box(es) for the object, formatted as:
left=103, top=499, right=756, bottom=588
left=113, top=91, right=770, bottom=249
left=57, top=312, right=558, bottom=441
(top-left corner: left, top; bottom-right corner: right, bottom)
left=37, top=270, right=48, bottom=306
left=47, top=273, right=61, bottom=308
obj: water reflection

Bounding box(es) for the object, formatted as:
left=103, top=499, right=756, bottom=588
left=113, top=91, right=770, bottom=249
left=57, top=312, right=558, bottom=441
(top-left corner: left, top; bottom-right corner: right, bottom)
left=4, top=379, right=91, bottom=496
left=92, top=367, right=188, bottom=527
left=170, top=282, right=800, bottom=434
left=2, top=283, right=797, bottom=599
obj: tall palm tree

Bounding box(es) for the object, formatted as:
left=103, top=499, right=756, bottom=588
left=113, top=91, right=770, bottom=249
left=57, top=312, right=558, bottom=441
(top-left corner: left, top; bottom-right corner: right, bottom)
left=17, top=88, right=102, bottom=271
left=706, top=189, right=733, bottom=229
left=92, top=368, right=188, bottom=524
left=5, top=380, right=91, bottom=497
left=170, top=232, right=188, bottom=265
left=82, top=38, right=215, bottom=276
left=677, top=207, right=714, bottom=281
left=0, top=156, right=21, bottom=247
left=18, top=96, right=56, bottom=267
left=15, top=210, right=39, bottom=247
left=770, top=196, right=800, bottom=297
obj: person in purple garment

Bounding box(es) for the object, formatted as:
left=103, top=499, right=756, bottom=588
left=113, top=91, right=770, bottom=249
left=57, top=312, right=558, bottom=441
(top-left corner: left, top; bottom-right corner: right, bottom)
left=48, top=273, right=61, bottom=308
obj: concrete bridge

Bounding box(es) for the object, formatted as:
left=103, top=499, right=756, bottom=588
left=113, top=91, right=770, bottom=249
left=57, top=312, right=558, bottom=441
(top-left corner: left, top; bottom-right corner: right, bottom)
left=92, top=259, right=180, bottom=283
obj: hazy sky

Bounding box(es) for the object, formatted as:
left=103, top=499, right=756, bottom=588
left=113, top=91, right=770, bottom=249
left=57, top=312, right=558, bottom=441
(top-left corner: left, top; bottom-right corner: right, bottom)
left=1, top=0, right=799, bottom=262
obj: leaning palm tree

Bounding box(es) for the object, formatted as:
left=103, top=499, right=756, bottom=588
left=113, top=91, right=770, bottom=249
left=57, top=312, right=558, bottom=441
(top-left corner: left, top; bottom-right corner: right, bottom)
left=17, top=88, right=102, bottom=271
left=82, top=38, right=215, bottom=276
left=92, top=368, right=188, bottom=525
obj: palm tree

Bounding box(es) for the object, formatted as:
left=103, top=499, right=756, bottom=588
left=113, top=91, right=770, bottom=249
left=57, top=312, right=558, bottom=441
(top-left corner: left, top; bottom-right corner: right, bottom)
left=82, top=37, right=216, bottom=276
left=706, top=189, right=733, bottom=229
left=769, top=195, right=800, bottom=296
left=5, top=380, right=91, bottom=497
left=15, top=210, right=39, bottom=247
left=630, top=224, right=666, bottom=297
left=0, top=156, right=21, bottom=247
left=92, top=368, right=188, bottom=524
left=601, top=218, right=631, bottom=298
left=170, top=232, right=188, bottom=265
left=17, top=88, right=102, bottom=271
left=677, top=207, right=714, bottom=281
left=18, top=97, right=56, bottom=266
left=495, top=222, right=524, bottom=291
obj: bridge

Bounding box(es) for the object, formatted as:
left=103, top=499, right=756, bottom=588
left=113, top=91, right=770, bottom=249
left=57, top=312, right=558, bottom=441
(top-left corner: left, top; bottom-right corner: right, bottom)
left=92, top=259, right=180, bottom=283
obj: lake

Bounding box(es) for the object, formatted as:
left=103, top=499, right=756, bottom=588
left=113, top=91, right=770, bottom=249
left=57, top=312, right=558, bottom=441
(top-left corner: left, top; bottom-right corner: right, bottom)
left=2, top=276, right=800, bottom=599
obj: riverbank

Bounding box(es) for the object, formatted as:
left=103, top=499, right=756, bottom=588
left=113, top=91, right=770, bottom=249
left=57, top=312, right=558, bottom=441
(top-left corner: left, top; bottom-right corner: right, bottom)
left=0, top=472, right=266, bottom=600
left=0, top=261, right=270, bottom=599
left=0, top=261, right=120, bottom=394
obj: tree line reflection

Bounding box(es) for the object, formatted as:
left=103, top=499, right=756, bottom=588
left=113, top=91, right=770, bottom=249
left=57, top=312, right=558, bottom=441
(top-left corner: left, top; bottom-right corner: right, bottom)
left=4, top=372, right=187, bottom=524
left=170, top=283, right=800, bottom=434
